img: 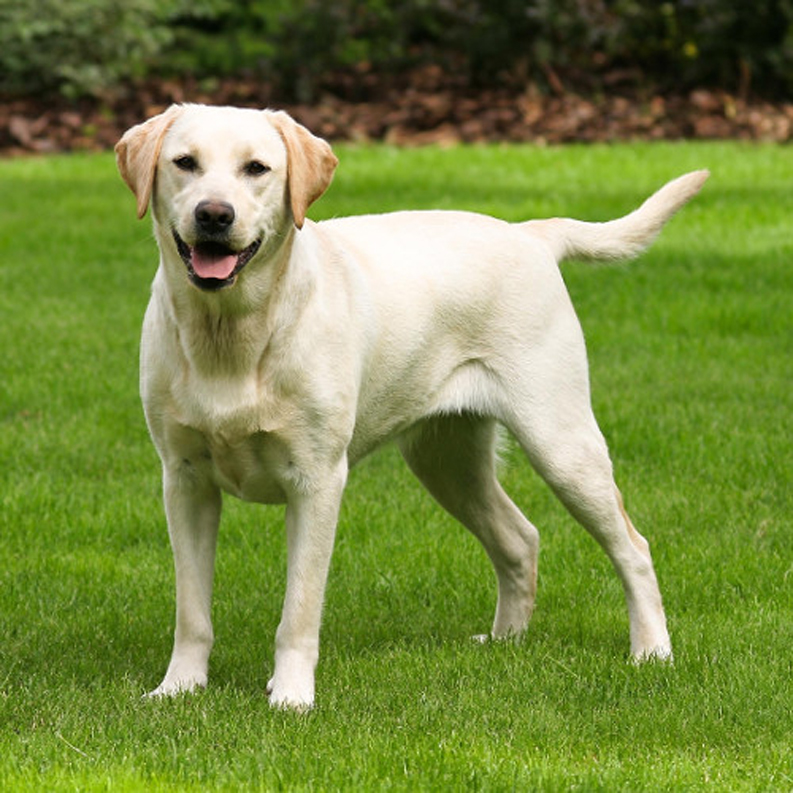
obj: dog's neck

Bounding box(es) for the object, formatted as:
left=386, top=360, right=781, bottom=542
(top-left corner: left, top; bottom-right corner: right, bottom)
left=157, top=227, right=304, bottom=379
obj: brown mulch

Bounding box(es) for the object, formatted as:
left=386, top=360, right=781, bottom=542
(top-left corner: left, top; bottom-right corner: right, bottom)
left=2, top=69, right=792, bottom=155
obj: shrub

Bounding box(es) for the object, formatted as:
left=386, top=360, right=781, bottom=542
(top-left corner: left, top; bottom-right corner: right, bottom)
left=0, top=0, right=172, bottom=97
left=606, top=0, right=793, bottom=97
left=165, top=0, right=793, bottom=100
left=2, top=0, right=792, bottom=100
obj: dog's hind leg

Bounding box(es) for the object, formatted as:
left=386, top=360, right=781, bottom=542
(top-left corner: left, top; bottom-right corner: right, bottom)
left=499, top=352, right=672, bottom=660
left=399, top=414, right=540, bottom=639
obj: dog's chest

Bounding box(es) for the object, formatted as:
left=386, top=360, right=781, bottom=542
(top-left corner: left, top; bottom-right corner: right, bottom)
left=172, top=374, right=292, bottom=504
left=205, top=431, right=288, bottom=504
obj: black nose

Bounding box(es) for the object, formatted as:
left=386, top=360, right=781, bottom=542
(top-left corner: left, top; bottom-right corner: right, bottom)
left=195, top=200, right=235, bottom=234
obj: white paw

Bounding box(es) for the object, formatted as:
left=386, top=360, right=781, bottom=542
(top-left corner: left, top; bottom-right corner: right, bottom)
left=146, top=671, right=207, bottom=698
left=266, top=664, right=315, bottom=711
left=266, top=675, right=315, bottom=711
left=266, top=647, right=317, bottom=710
left=472, top=629, right=524, bottom=644
left=631, top=644, right=674, bottom=664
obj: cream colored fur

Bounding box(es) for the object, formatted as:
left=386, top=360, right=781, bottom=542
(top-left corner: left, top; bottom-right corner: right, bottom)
left=116, top=104, right=708, bottom=710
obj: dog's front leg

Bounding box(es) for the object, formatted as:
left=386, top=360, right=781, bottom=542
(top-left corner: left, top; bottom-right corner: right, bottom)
left=150, top=464, right=221, bottom=697
left=267, top=460, right=347, bottom=710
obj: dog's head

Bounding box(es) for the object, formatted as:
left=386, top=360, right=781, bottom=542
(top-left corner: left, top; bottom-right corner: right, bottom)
left=116, top=104, right=338, bottom=292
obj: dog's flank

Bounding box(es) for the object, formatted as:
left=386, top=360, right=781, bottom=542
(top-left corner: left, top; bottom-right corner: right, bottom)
left=116, top=103, right=707, bottom=710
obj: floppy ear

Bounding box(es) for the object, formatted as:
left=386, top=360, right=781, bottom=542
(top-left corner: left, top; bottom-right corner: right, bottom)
left=115, top=104, right=184, bottom=219
left=268, top=111, right=338, bottom=229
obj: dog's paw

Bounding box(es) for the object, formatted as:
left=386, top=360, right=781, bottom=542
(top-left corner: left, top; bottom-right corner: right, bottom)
left=630, top=644, right=674, bottom=665
left=266, top=670, right=315, bottom=711
left=472, top=628, right=524, bottom=644
left=266, top=647, right=317, bottom=711
left=146, top=672, right=207, bottom=698
left=266, top=678, right=315, bottom=711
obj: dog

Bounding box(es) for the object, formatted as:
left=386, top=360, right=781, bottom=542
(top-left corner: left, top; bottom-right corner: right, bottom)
left=116, top=103, right=707, bottom=709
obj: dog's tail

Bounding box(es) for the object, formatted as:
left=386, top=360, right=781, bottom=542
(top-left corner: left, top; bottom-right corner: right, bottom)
left=522, top=170, right=709, bottom=263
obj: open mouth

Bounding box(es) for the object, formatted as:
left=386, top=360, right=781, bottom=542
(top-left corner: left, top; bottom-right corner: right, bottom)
left=173, top=231, right=262, bottom=291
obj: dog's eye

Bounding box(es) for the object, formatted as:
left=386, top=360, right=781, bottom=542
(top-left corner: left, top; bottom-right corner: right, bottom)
left=243, top=160, right=270, bottom=177
left=173, top=155, right=198, bottom=172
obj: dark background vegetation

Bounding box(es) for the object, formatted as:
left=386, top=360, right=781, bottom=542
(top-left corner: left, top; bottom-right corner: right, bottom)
left=2, top=0, right=793, bottom=151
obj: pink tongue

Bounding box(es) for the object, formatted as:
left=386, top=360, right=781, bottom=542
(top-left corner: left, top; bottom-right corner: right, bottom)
left=191, top=247, right=238, bottom=280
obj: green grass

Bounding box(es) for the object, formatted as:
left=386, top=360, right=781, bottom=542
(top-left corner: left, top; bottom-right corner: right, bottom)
left=1, top=141, right=791, bottom=791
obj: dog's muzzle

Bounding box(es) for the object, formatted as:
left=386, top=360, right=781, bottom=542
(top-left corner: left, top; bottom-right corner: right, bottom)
left=173, top=230, right=262, bottom=292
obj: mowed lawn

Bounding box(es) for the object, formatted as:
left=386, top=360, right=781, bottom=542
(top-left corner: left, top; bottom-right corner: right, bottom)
left=0, top=141, right=790, bottom=791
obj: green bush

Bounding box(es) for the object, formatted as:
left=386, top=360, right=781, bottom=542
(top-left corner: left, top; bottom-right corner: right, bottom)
left=606, top=0, right=793, bottom=96
left=0, top=0, right=172, bottom=97
left=162, top=0, right=281, bottom=80
left=2, top=0, right=792, bottom=99
left=162, top=0, right=793, bottom=99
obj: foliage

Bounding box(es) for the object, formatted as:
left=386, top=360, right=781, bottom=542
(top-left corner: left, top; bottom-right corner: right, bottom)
left=160, top=0, right=793, bottom=100
left=0, top=0, right=171, bottom=97
left=2, top=1, right=793, bottom=100
left=607, top=0, right=793, bottom=95
left=1, top=142, right=792, bottom=790
left=161, top=0, right=281, bottom=83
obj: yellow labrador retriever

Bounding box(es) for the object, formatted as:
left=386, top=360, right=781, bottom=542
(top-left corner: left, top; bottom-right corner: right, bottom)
left=116, top=104, right=707, bottom=709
